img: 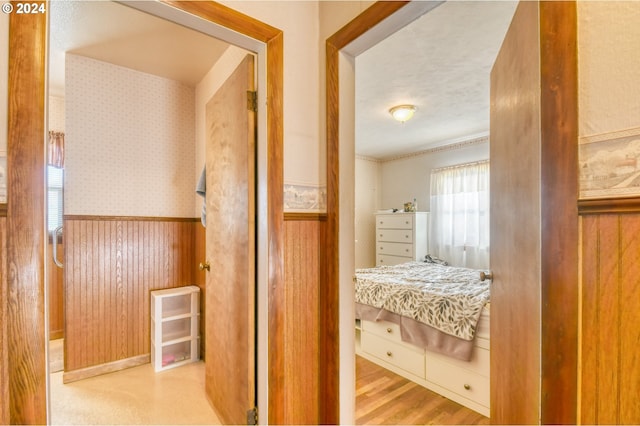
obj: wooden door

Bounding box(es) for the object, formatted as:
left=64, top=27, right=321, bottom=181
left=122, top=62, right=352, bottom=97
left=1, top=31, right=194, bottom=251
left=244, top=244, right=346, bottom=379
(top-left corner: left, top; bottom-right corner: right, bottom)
left=490, top=1, right=578, bottom=424
left=5, top=8, right=48, bottom=425
left=490, top=3, right=541, bottom=422
left=204, top=54, right=256, bottom=425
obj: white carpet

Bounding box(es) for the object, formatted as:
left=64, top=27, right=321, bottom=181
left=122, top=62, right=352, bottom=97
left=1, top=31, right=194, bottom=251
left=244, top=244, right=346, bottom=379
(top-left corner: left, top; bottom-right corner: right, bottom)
left=49, top=361, right=220, bottom=425
left=49, top=338, right=64, bottom=373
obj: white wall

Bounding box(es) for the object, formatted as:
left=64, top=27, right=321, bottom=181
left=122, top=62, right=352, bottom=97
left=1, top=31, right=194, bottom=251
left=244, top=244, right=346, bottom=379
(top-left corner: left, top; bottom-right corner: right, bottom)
left=380, top=138, right=489, bottom=212
left=215, top=1, right=376, bottom=212
left=65, top=54, right=196, bottom=217
left=355, top=157, right=380, bottom=268
left=0, top=0, right=377, bottom=212
left=48, top=96, right=65, bottom=132
left=578, top=1, right=640, bottom=138
left=194, top=45, right=251, bottom=217
left=354, top=137, right=489, bottom=269
left=220, top=1, right=322, bottom=192
left=319, top=1, right=376, bottom=197
left=577, top=2, right=640, bottom=199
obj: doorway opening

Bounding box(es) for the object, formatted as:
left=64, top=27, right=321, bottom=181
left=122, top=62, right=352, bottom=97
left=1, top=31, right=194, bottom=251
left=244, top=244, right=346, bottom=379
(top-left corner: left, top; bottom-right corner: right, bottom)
left=43, top=1, right=272, bottom=423
left=327, top=1, right=579, bottom=425
left=325, top=1, right=515, bottom=424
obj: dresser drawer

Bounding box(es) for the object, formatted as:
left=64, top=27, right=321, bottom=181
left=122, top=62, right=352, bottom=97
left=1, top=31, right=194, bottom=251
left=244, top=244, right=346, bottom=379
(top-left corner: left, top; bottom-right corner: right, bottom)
left=361, top=320, right=403, bottom=343
left=377, top=229, right=413, bottom=243
left=376, top=255, right=410, bottom=266
left=425, top=346, right=490, bottom=377
left=376, top=214, right=413, bottom=229
left=426, top=354, right=490, bottom=407
left=361, top=332, right=425, bottom=378
left=377, top=242, right=413, bottom=257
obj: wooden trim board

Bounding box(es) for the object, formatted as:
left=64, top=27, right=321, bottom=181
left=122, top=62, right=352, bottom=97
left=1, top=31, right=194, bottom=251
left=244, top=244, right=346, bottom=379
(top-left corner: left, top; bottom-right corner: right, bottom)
left=63, top=354, right=150, bottom=384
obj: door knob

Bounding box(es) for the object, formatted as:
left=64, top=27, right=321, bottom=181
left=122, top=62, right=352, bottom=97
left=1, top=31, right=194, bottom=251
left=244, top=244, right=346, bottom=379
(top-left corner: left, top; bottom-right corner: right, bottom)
left=199, top=261, right=210, bottom=272
left=479, top=271, right=493, bottom=281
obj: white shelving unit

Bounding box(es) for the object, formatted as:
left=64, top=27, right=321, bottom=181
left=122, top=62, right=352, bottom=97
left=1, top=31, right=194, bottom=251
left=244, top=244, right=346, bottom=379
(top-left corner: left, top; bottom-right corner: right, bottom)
left=151, top=285, right=200, bottom=372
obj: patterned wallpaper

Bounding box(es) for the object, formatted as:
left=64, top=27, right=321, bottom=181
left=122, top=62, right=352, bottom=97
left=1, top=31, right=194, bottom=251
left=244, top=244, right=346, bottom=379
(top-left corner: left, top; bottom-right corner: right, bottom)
left=65, top=54, right=195, bottom=217
left=48, top=96, right=65, bottom=132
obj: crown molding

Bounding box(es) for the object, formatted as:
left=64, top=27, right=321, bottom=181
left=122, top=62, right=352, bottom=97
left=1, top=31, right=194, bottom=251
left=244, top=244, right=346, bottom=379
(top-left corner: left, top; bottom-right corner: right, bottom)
left=380, top=135, right=489, bottom=163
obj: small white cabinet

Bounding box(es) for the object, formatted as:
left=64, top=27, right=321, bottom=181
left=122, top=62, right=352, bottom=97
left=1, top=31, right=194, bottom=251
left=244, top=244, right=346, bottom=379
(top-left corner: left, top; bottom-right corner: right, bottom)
left=375, top=212, right=428, bottom=266
left=151, top=285, right=200, bottom=372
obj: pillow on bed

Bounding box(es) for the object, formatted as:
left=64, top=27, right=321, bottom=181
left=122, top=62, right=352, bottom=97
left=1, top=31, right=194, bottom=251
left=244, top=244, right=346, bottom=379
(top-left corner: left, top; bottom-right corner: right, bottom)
left=424, top=254, right=448, bottom=266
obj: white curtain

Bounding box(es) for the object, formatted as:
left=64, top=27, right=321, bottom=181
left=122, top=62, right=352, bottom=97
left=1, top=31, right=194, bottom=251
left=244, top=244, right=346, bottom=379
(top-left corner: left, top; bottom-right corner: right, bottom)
left=429, top=161, right=490, bottom=269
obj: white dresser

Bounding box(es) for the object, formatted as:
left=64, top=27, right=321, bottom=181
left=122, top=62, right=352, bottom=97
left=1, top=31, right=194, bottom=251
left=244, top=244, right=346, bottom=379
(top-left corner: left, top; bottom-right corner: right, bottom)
left=356, top=317, right=490, bottom=417
left=375, top=212, right=428, bottom=266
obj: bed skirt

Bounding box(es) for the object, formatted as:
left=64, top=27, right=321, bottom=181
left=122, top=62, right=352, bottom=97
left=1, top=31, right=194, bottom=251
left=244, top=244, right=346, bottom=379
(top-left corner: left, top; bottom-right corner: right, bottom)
left=355, top=302, right=489, bottom=361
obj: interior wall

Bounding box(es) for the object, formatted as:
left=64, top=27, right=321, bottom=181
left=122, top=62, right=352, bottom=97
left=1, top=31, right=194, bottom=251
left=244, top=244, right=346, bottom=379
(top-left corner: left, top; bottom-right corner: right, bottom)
left=194, top=45, right=249, bottom=217
left=64, top=54, right=196, bottom=217
left=49, top=96, right=65, bottom=132
left=380, top=138, right=489, bottom=212
left=62, top=217, right=199, bottom=379
left=47, top=96, right=65, bottom=339
left=62, top=53, right=201, bottom=379
left=219, top=1, right=323, bottom=202
left=211, top=1, right=375, bottom=212
left=282, top=218, right=324, bottom=423
left=319, top=1, right=375, bottom=200
left=578, top=1, right=640, bottom=137
left=319, top=1, right=375, bottom=40
left=581, top=214, right=640, bottom=424
left=578, top=2, right=640, bottom=424
left=354, top=138, right=489, bottom=269
left=354, top=157, right=380, bottom=268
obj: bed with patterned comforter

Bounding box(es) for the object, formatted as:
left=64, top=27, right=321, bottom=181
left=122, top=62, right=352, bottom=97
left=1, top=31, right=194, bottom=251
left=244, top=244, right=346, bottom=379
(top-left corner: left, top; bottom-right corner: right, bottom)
left=355, top=261, right=490, bottom=361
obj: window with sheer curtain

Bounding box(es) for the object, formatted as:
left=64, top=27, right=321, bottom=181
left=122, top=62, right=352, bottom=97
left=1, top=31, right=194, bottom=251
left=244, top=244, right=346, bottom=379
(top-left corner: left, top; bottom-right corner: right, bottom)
left=47, top=131, right=64, bottom=233
left=429, top=160, right=490, bottom=269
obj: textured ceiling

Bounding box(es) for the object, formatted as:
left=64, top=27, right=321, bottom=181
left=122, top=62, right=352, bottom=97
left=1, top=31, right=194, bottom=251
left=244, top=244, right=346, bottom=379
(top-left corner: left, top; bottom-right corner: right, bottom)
left=48, top=1, right=230, bottom=97
left=48, top=1, right=517, bottom=159
left=355, top=1, right=518, bottom=159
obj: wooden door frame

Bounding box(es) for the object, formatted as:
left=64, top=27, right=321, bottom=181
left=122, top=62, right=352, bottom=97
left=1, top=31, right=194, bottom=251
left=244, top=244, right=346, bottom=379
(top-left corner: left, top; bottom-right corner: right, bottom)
left=5, top=1, right=284, bottom=424
left=324, top=1, right=578, bottom=424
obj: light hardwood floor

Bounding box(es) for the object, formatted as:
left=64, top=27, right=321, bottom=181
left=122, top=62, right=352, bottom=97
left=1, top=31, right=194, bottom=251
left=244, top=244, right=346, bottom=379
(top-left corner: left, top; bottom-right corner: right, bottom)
left=356, top=356, right=490, bottom=425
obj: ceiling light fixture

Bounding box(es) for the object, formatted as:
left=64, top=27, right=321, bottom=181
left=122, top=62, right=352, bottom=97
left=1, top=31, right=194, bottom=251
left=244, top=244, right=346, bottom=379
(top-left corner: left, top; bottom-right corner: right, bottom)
left=389, top=104, right=417, bottom=123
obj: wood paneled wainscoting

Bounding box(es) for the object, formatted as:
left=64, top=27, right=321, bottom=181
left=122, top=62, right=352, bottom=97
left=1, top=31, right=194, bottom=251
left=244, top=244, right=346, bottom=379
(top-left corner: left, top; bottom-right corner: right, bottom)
left=282, top=213, right=326, bottom=424
left=49, top=237, right=65, bottom=340
left=62, top=216, right=204, bottom=383
left=580, top=205, right=640, bottom=424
